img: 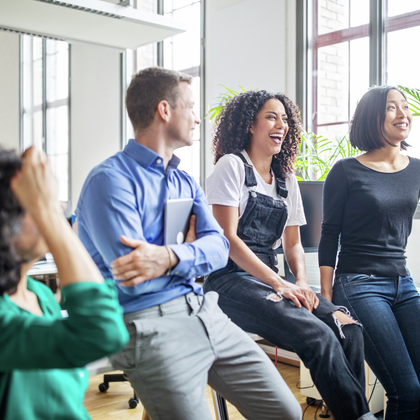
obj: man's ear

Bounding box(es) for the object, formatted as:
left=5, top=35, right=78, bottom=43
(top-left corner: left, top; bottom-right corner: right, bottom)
left=156, top=100, right=171, bottom=122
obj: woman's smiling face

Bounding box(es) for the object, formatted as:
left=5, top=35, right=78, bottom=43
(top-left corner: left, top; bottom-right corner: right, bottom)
left=249, top=98, right=289, bottom=156
left=383, top=89, right=412, bottom=145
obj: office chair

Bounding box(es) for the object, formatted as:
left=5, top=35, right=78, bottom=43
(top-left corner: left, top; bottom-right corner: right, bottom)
left=99, top=371, right=229, bottom=419
left=99, top=372, right=139, bottom=408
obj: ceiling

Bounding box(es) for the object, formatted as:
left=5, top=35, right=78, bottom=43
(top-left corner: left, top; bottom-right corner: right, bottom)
left=0, top=0, right=186, bottom=50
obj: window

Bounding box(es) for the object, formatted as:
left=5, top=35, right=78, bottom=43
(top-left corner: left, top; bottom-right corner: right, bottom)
left=21, top=35, right=70, bottom=205
left=300, top=0, right=420, bottom=157
left=163, top=0, right=202, bottom=183
left=125, top=0, right=203, bottom=184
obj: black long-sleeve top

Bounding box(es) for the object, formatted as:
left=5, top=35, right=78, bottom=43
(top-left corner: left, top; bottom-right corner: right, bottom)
left=319, top=157, right=420, bottom=277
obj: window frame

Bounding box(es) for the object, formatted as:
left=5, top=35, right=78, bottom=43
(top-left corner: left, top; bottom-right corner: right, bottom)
left=20, top=35, right=71, bottom=208
left=297, top=0, right=420, bottom=134
left=123, top=0, right=205, bottom=186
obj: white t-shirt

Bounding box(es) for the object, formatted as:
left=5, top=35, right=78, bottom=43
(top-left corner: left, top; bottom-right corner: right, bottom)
left=206, top=151, right=306, bottom=249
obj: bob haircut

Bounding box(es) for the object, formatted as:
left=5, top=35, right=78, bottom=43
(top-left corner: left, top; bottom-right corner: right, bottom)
left=0, top=147, right=23, bottom=295
left=213, top=90, right=302, bottom=179
left=349, top=85, right=410, bottom=152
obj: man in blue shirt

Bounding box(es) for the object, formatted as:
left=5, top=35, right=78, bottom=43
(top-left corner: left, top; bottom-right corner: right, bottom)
left=76, top=67, right=301, bottom=420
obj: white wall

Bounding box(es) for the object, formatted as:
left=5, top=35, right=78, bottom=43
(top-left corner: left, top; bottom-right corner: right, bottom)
left=203, top=0, right=297, bottom=180
left=70, top=43, right=121, bottom=209
left=0, top=31, right=20, bottom=151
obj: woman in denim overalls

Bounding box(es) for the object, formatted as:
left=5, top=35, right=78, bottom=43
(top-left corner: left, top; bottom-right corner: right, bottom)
left=205, top=90, right=375, bottom=420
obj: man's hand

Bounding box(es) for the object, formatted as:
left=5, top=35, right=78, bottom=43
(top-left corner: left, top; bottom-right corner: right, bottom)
left=111, top=237, right=177, bottom=287
left=273, top=279, right=319, bottom=312
left=111, top=214, right=197, bottom=287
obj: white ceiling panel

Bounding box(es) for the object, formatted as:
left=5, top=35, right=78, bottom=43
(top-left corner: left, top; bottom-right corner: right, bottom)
left=0, top=0, right=186, bottom=49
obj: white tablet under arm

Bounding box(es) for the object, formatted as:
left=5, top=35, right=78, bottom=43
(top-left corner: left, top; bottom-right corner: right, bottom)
left=164, top=198, right=194, bottom=245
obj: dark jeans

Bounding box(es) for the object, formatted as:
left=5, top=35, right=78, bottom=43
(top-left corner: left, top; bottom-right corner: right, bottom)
left=204, top=261, right=371, bottom=420
left=333, top=273, right=420, bottom=420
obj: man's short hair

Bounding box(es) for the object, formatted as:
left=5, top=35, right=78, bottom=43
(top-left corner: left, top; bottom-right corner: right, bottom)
left=126, top=67, right=192, bottom=132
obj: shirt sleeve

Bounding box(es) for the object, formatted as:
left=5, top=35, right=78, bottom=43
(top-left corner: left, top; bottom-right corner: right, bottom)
left=318, top=160, right=348, bottom=268
left=78, top=168, right=229, bottom=285
left=285, top=175, right=307, bottom=227
left=77, top=169, right=147, bottom=269
left=168, top=179, right=230, bottom=278
left=206, top=155, right=244, bottom=207
left=0, top=280, right=128, bottom=370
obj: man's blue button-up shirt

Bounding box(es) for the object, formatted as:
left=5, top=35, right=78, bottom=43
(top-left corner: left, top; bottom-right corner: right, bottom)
left=76, top=140, right=229, bottom=313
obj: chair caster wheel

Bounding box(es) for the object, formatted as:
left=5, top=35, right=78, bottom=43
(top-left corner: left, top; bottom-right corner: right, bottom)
left=128, top=397, right=139, bottom=409
left=99, top=382, right=109, bottom=393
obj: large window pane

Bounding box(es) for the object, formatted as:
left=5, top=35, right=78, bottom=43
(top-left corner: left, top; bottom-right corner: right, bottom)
left=136, top=0, right=156, bottom=13
left=350, top=0, right=369, bottom=27
left=21, top=35, right=70, bottom=205
left=388, top=27, right=420, bottom=160
left=317, top=42, right=349, bottom=125
left=46, top=106, right=68, bottom=155
left=33, top=38, right=43, bottom=108
left=191, top=76, right=200, bottom=141
left=165, top=0, right=196, bottom=13
left=46, top=40, right=69, bottom=103
left=349, top=37, right=369, bottom=118
left=176, top=140, right=200, bottom=181
left=316, top=123, right=349, bottom=142
left=165, top=2, right=200, bottom=71
left=49, top=154, right=69, bottom=202
left=388, top=0, right=420, bottom=17
left=318, top=0, right=349, bottom=35
left=135, top=44, right=157, bottom=70
left=387, top=27, right=420, bottom=88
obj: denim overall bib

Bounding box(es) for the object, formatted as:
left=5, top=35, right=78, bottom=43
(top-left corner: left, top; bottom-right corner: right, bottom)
left=234, top=153, right=288, bottom=272
left=209, top=153, right=288, bottom=279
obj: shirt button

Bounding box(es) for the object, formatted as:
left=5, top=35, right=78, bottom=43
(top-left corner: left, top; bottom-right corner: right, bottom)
left=156, top=158, right=162, bottom=164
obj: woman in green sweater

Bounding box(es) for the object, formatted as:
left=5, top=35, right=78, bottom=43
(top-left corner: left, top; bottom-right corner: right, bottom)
left=0, top=146, right=129, bottom=419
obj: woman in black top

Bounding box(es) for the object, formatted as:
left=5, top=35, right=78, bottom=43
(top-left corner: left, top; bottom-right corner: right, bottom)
left=319, top=86, right=420, bottom=420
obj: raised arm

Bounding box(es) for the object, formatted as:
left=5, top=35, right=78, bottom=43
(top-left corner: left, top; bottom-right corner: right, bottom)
left=0, top=147, right=128, bottom=370
left=11, top=147, right=103, bottom=286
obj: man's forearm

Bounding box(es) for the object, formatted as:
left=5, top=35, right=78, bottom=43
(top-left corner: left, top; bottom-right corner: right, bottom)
left=169, top=232, right=230, bottom=278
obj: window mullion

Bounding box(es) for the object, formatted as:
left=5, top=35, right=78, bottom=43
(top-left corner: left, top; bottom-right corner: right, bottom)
left=42, top=38, right=47, bottom=153
left=157, top=0, right=164, bottom=66
left=369, top=0, right=386, bottom=86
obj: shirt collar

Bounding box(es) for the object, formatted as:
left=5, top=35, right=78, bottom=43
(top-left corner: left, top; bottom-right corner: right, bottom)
left=124, top=139, right=180, bottom=171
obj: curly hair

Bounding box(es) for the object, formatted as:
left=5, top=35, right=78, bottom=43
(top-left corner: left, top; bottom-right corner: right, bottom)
left=212, top=90, right=302, bottom=179
left=0, top=147, right=23, bottom=295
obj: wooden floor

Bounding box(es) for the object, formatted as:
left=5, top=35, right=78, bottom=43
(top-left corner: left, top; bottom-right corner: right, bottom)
left=84, top=361, right=325, bottom=420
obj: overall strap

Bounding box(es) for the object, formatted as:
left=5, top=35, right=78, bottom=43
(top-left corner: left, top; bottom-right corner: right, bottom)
left=234, top=152, right=257, bottom=187
left=234, top=152, right=288, bottom=198
left=275, top=177, right=288, bottom=199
